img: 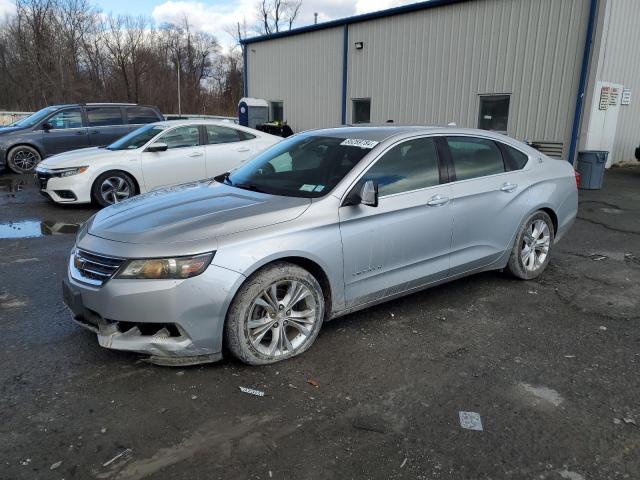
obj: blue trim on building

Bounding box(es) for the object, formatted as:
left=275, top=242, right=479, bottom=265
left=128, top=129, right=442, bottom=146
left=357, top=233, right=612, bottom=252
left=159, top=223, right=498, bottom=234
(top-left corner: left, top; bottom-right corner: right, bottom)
left=568, top=0, right=599, bottom=164
left=341, top=25, right=349, bottom=125
left=242, top=45, right=248, bottom=97
left=241, top=0, right=471, bottom=45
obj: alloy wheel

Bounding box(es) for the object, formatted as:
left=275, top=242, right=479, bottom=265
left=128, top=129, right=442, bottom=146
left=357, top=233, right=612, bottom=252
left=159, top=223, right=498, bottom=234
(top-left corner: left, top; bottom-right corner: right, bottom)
left=521, top=219, right=551, bottom=272
left=100, top=176, right=131, bottom=205
left=246, top=280, right=317, bottom=358
left=13, top=149, right=39, bottom=171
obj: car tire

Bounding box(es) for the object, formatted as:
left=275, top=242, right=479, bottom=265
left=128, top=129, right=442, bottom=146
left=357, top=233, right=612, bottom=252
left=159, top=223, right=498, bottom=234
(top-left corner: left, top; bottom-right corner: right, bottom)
left=91, top=171, right=136, bottom=207
left=7, top=145, right=41, bottom=174
left=506, top=210, right=555, bottom=280
left=224, top=262, right=325, bottom=365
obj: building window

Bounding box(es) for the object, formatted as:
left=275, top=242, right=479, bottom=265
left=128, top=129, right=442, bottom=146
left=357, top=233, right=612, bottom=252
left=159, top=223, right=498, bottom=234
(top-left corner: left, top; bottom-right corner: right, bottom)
left=270, top=101, right=283, bottom=122
left=478, top=95, right=510, bottom=132
left=352, top=99, right=371, bottom=124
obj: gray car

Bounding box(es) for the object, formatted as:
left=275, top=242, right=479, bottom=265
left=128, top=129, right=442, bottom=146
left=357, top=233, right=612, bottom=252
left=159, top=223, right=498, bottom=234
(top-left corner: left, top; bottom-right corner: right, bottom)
left=63, top=126, right=578, bottom=365
left=0, top=103, right=163, bottom=173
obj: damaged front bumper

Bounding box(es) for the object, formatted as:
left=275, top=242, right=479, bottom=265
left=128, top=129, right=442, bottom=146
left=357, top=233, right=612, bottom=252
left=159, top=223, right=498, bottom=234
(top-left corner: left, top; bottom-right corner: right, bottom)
left=62, top=263, right=245, bottom=365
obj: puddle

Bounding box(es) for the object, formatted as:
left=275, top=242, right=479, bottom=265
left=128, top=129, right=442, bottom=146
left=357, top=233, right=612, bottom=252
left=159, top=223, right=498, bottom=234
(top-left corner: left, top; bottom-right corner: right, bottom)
left=0, top=178, right=25, bottom=193
left=0, top=220, right=80, bottom=239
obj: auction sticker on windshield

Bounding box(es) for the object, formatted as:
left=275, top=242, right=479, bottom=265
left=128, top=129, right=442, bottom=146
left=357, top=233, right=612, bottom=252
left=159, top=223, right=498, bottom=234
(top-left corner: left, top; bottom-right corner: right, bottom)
left=340, top=139, right=379, bottom=149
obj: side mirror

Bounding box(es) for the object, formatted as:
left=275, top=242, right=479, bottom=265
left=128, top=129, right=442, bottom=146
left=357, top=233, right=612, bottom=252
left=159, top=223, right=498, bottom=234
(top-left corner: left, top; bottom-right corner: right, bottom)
left=42, top=122, right=52, bottom=131
left=360, top=180, right=378, bottom=207
left=146, top=142, right=168, bottom=152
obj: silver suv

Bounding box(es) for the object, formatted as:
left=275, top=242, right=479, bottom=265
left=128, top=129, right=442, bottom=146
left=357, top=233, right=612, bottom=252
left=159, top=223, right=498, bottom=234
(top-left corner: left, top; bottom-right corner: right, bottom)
left=63, top=126, right=578, bottom=365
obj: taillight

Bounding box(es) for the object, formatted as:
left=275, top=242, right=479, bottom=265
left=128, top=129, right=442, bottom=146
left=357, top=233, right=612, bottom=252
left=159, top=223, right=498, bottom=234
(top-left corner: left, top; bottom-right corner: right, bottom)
left=574, top=170, right=581, bottom=188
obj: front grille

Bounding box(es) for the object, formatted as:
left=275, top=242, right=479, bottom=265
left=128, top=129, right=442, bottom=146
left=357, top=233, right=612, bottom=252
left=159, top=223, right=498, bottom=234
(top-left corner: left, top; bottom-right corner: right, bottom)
left=71, top=249, right=125, bottom=286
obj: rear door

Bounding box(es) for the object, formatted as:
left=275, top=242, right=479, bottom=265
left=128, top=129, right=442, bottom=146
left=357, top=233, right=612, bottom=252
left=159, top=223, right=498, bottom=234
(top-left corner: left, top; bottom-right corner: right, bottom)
left=41, top=107, right=89, bottom=155
left=339, top=136, right=453, bottom=308
left=139, top=125, right=206, bottom=191
left=443, top=135, right=532, bottom=275
left=203, top=124, right=257, bottom=176
left=85, top=106, right=129, bottom=147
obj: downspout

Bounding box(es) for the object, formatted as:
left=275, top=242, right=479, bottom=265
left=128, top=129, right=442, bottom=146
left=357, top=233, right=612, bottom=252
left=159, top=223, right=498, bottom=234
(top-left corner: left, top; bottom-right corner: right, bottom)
left=341, top=24, right=349, bottom=125
left=243, top=44, right=248, bottom=98
left=567, top=0, right=599, bottom=164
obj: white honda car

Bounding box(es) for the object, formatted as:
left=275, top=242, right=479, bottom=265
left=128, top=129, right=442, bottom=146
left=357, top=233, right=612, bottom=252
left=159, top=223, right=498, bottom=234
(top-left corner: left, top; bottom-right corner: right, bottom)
left=35, top=120, right=281, bottom=206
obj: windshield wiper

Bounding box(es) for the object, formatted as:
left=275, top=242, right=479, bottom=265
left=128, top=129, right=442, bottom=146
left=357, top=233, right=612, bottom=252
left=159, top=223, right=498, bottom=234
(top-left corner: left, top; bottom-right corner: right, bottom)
left=233, top=182, right=270, bottom=194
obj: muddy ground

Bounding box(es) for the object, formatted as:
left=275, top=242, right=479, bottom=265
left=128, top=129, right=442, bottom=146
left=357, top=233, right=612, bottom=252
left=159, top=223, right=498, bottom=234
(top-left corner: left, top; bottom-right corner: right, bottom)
left=1, top=167, right=639, bottom=479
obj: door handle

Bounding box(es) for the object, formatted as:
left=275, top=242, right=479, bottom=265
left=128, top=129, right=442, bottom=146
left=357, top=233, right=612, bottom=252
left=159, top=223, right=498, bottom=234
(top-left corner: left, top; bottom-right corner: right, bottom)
left=236, top=148, right=251, bottom=152
left=500, top=182, right=518, bottom=192
left=188, top=152, right=203, bottom=157
left=89, top=130, right=99, bottom=134
left=74, top=131, right=85, bottom=135
left=427, top=194, right=450, bottom=207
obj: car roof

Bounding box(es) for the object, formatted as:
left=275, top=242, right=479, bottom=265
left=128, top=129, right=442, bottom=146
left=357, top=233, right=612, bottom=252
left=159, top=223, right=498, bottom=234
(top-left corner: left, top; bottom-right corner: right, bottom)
left=302, top=125, right=526, bottom=145
left=153, top=119, right=243, bottom=127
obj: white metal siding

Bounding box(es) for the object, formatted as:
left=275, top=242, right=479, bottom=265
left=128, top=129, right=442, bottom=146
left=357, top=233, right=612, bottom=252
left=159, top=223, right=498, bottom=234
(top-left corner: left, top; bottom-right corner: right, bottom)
left=246, top=27, right=343, bottom=132
left=590, top=0, right=640, bottom=163
left=346, top=0, right=590, bottom=157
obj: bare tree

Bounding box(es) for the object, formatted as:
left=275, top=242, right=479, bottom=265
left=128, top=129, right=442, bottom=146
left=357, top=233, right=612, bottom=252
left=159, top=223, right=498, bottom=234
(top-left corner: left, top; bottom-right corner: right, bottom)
left=256, top=0, right=302, bottom=34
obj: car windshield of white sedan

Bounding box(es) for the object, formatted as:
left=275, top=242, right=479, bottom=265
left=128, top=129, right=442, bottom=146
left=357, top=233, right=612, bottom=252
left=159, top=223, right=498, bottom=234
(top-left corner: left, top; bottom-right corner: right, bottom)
left=223, top=135, right=373, bottom=198
left=106, top=125, right=167, bottom=150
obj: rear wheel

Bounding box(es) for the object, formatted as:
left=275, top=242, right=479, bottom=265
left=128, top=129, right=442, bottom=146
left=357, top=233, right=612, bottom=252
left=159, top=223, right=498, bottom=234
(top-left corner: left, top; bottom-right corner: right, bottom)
left=91, top=171, right=136, bottom=207
left=224, top=262, right=325, bottom=365
left=506, top=211, right=555, bottom=280
left=7, top=145, right=41, bottom=174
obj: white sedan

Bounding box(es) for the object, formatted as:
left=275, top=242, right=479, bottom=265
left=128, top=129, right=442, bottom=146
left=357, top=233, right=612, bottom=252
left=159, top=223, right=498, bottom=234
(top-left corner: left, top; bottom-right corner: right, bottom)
left=35, top=120, right=281, bottom=206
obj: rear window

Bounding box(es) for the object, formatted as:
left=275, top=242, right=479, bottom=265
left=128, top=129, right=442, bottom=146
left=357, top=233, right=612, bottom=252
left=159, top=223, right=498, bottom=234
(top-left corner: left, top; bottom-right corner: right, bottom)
left=126, top=107, right=160, bottom=124
left=86, top=107, right=123, bottom=127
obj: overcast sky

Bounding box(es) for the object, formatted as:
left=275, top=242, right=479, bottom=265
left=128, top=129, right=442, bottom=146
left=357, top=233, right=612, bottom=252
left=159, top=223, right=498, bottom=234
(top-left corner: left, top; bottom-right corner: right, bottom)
left=0, top=0, right=421, bottom=49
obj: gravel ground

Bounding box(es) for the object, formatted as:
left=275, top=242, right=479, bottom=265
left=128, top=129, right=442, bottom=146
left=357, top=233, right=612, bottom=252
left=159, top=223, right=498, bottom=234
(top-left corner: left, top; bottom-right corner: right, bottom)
left=1, top=166, right=639, bottom=480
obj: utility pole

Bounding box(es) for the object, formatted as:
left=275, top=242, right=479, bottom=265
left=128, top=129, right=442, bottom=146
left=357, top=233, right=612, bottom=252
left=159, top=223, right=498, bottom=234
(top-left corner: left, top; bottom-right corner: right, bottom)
left=177, top=59, right=181, bottom=116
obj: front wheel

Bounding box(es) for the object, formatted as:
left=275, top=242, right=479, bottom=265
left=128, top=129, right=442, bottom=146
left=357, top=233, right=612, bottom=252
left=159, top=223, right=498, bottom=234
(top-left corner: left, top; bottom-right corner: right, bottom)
left=7, top=145, right=41, bottom=174
left=91, top=171, right=136, bottom=207
left=224, top=262, right=325, bottom=365
left=506, top=210, right=555, bottom=280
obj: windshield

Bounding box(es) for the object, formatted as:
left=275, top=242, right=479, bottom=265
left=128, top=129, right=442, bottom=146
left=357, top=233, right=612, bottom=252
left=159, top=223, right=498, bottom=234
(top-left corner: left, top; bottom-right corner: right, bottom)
left=223, top=134, right=374, bottom=198
left=106, top=125, right=166, bottom=150
left=11, top=106, right=58, bottom=127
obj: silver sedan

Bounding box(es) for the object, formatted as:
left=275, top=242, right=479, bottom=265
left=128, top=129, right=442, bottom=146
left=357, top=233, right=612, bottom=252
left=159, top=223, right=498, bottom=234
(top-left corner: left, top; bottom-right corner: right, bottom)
left=63, top=126, right=578, bottom=365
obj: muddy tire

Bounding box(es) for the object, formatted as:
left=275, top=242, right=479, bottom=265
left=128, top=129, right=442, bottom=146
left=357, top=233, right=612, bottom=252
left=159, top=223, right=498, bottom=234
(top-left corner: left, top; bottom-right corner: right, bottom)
left=506, top=210, right=555, bottom=280
left=7, top=145, right=41, bottom=174
left=91, top=171, right=136, bottom=207
left=224, top=262, right=325, bottom=365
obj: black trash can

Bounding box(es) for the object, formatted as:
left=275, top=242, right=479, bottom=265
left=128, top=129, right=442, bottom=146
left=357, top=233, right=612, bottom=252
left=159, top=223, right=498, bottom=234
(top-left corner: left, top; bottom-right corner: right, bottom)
left=576, top=150, right=608, bottom=190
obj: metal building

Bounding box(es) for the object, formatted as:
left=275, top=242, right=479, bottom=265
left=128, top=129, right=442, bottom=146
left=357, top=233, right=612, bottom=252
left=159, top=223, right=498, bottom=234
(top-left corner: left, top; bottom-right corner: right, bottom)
left=241, top=0, right=640, bottom=165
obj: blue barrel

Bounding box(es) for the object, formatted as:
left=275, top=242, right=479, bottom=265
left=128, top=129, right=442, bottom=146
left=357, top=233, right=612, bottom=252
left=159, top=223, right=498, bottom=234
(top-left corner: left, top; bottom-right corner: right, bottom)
left=576, top=150, right=608, bottom=190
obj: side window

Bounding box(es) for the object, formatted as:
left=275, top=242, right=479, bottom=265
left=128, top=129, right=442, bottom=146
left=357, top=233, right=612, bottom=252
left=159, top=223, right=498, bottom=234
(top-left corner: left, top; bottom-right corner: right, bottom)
left=206, top=125, right=244, bottom=144
left=503, top=144, right=529, bottom=170
left=158, top=126, right=200, bottom=149
left=446, top=137, right=505, bottom=181
left=86, top=107, right=123, bottom=127
left=126, top=107, right=160, bottom=124
left=362, top=137, right=440, bottom=196
left=47, top=108, right=82, bottom=129
left=238, top=130, right=256, bottom=140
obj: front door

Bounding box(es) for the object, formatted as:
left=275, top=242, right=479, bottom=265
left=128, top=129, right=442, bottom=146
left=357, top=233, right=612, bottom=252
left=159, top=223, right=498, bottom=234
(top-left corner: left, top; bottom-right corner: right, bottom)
left=41, top=107, right=88, bottom=155
left=443, top=136, right=532, bottom=275
left=140, top=125, right=206, bottom=191
left=339, top=136, right=453, bottom=308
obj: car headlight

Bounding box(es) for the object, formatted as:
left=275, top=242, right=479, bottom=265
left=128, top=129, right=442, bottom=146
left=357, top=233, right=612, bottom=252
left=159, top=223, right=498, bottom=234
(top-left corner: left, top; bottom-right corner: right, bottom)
left=52, top=166, right=89, bottom=177
left=116, top=252, right=215, bottom=279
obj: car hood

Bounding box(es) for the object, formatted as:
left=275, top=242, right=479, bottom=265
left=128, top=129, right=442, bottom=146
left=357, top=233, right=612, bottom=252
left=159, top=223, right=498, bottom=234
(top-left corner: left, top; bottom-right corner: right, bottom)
left=87, top=181, right=311, bottom=244
left=0, top=125, right=30, bottom=137
left=38, top=147, right=120, bottom=168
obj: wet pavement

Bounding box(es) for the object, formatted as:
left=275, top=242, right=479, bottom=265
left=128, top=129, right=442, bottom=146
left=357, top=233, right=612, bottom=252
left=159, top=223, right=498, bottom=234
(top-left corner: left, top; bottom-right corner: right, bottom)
left=1, top=167, right=639, bottom=480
